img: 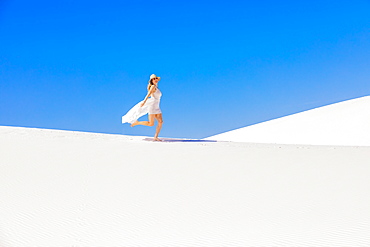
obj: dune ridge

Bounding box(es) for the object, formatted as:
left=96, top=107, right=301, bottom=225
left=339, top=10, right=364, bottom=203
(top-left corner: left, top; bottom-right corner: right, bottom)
left=206, top=96, right=370, bottom=146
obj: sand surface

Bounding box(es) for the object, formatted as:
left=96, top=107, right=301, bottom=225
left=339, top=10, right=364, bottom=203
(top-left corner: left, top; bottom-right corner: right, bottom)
left=1, top=126, right=370, bottom=246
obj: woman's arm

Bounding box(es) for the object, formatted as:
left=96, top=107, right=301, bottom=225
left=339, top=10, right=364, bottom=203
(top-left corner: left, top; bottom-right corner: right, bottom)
left=140, top=85, right=156, bottom=107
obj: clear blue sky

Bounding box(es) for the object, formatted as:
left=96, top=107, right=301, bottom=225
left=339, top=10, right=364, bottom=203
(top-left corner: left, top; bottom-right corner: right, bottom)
left=1, top=0, right=369, bottom=139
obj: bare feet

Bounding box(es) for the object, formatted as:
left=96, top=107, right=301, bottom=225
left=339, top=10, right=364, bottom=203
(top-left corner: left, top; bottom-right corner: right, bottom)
left=153, top=137, right=162, bottom=142
left=131, top=121, right=138, bottom=127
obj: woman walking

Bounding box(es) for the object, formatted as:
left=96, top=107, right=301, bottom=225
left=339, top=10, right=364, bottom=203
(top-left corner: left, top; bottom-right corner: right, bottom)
left=122, top=74, right=163, bottom=141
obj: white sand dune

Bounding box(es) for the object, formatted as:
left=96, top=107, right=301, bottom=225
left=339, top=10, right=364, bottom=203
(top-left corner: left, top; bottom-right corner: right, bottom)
left=1, top=126, right=370, bottom=246
left=206, top=96, right=370, bottom=146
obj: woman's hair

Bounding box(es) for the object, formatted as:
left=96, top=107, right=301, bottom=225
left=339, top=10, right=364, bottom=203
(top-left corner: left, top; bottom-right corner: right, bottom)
left=147, top=78, right=155, bottom=91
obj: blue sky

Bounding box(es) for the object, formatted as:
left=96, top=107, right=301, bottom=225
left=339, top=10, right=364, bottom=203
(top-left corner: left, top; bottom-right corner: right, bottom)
left=1, top=0, right=369, bottom=139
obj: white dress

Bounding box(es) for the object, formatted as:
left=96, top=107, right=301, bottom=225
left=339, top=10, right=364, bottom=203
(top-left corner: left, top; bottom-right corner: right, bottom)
left=122, top=87, right=162, bottom=124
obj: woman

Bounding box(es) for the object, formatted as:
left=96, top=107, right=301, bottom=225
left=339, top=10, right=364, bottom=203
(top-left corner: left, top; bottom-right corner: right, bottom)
left=122, top=74, right=163, bottom=141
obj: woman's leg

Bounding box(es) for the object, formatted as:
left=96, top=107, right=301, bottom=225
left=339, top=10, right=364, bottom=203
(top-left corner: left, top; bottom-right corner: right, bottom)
left=131, top=114, right=155, bottom=127
left=153, top=114, right=163, bottom=141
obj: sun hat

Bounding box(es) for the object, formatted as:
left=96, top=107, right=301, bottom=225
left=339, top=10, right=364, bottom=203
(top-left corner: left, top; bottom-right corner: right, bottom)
left=149, top=74, right=161, bottom=81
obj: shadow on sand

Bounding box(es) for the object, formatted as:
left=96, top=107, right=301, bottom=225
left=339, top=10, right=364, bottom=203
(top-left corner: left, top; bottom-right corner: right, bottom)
left=143, top=138, right=217, bottom=143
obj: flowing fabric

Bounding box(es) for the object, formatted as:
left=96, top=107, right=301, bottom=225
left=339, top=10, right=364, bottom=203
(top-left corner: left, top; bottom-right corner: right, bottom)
left=122, top=88, right=162, bottom=124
